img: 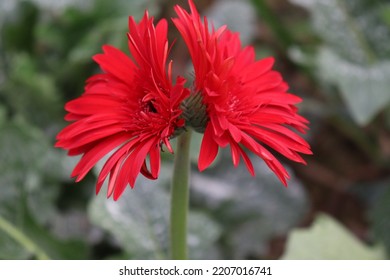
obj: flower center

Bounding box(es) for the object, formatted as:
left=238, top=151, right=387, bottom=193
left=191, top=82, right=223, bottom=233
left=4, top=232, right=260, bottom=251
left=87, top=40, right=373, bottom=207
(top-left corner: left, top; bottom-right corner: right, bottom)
left=142, top=100, right=157, bottom=114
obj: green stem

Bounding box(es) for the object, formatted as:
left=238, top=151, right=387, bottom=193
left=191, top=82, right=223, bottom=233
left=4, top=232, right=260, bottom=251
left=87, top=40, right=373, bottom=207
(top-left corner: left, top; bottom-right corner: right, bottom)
left=170, top=129, right=192, bottom=260
left=0, top=215, right=50, bottom=260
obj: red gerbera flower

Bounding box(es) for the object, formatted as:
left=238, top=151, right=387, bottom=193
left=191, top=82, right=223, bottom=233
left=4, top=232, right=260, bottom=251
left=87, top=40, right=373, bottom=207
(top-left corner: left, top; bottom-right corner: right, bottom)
left=173, top=0, right=312, bottom=185
left=56, top=12, right=188, bottom=200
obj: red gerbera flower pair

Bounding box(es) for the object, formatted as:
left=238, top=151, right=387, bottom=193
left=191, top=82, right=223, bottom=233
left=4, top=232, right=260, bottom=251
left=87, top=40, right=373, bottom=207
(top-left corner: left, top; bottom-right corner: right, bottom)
left=56, top=0, right=312, bottom=200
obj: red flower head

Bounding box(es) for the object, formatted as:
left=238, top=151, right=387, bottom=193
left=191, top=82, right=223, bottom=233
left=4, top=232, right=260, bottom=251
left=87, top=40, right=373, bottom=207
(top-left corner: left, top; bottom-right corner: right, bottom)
left=173, top=0, right=312, bottom=185
left=56, top=12, right=188, bottom=200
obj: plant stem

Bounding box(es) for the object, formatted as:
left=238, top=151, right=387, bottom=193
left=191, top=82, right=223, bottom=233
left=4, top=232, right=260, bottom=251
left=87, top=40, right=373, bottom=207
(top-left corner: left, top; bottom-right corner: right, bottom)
left=170, top=129, right=192, bottom=260
left=0, top=215, right=50, bottom=260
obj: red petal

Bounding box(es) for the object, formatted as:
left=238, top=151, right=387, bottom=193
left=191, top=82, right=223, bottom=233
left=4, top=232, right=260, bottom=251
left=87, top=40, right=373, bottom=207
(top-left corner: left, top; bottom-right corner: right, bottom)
left=106, top=154, right=126, bottom=198
left=95, top=138, right=138, bottom=191
left=149, top=144, right=161, bottom=178
left=113, top=138, right=155, bottom=200
left=241, top=57, right=274, bottom=83
left=198, top=125, right=219, bottom=171
left=93, top=45, right=135, bottom=86
left=238, top=145, right=255, bottom=176
left=71, top=133, right=129, bottom=181
left=228, top=123, right=242, bottom=143
left=241, top=132, right=289, bottom=185
left=230, top=142, right=240, bottom=167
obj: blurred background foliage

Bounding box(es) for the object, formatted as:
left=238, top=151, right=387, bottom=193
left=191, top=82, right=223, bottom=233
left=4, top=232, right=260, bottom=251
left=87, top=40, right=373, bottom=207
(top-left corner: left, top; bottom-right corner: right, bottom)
left=0, top=0, right=389, bottom=259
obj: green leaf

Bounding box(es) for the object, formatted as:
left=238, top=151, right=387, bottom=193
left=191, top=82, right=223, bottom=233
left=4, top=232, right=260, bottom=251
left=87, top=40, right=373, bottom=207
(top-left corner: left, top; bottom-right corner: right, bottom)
left=318, top=48, right=390, bottom=125
left=0, top=119, right=87, bottom=259
left=2, top=54, right=62, bottom=126
left=283, top=214, right=386, bottom=259
left=0, top=120, right=60, bottom=224
left=88, top=175, right=170, bottom=259
left=290, top=0, right=390, bottom=125
left=191, top=152, right=309, bottom=258
left=88, top=166, right=221, bottom=259
left=290, top=0, right=390, bottom=63
left=289, top=0, right=390, bottom=125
